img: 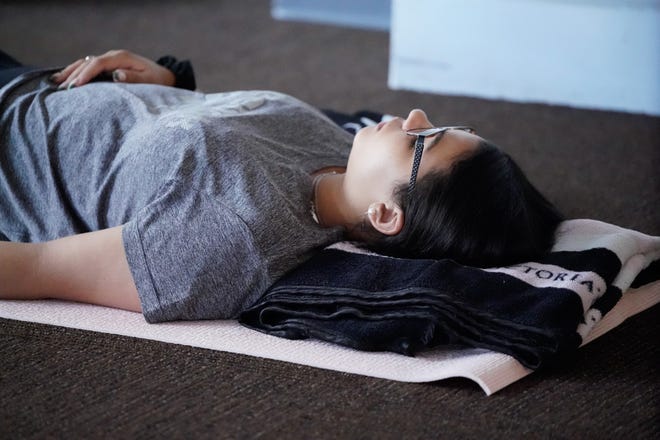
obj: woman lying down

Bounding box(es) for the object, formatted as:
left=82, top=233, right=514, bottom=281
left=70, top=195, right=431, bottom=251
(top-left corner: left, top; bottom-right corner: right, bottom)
left=0, top=49, right=563, bottom=323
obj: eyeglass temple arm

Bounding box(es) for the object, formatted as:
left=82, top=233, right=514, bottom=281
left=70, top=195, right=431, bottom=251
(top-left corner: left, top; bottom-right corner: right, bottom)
left=408, top=136, right=425, bottom=193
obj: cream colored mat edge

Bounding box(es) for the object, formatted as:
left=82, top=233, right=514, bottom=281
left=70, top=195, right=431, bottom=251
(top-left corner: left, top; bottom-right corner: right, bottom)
left=1, top=281, right=658, bottom=396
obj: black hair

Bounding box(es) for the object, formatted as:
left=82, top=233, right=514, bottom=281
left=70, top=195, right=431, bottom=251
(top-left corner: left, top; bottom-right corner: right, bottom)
left=362, top=140, right=564, bottom=267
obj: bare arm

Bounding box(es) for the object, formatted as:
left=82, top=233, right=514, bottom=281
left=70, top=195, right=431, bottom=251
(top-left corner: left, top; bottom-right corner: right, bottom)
left=0, top=226, right=141, bottom=313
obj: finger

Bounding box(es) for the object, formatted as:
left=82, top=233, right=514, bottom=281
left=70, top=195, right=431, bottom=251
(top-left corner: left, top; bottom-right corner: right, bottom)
left=63, top=56, right=119, bottom=89
left=111, top=68, right=153, bottom=85
left=60, top=56, right=118, bottom=89
left=60, top=64, right=97, bottom=89
left=50, top=59, right=85, bottom=84
left=58, top=55, right=102, bottom=89
left=111, top=69, right=129, bottom=83
left=58, top=60, right=89, bottom=89
left=113, top=63, right=175, bottom=87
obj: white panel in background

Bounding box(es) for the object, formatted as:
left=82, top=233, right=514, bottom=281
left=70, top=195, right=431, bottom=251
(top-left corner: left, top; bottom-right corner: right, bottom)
left=272, top=0, right=391, bottom=31
left=389, top=0, right=660, bottom=115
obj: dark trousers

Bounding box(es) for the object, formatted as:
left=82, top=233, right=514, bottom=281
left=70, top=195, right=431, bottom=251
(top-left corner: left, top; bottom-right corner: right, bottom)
left=0, top=50, right=35, bottom=88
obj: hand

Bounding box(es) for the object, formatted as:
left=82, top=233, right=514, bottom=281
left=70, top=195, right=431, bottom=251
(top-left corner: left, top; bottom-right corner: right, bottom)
left=50, top=49, right=176, bottom=89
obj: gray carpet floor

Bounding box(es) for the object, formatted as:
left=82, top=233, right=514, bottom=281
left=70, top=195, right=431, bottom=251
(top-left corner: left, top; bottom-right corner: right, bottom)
left=1, top=1, right=658, bottom=438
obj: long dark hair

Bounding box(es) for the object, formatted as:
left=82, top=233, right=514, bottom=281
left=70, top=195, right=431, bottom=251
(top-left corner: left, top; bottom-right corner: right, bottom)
left=362, top=140, right=564, bottom=267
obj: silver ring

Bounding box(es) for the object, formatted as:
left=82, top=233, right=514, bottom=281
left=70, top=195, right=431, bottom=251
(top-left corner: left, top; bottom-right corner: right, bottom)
left=84, top=55, right=95, bottom=62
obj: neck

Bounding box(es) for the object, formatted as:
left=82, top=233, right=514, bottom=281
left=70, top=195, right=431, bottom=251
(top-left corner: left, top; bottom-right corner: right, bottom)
left=313, top=171, right=355, bottom=229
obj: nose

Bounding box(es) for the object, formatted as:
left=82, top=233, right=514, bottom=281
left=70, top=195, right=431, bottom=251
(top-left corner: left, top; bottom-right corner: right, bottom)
left=402, top=109, right=433, bottom=130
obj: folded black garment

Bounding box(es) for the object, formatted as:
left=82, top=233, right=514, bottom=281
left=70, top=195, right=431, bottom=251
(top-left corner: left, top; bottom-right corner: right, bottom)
left=240, top=220, right=660, bottom=369
left=322, top=109, right=391, bottom=134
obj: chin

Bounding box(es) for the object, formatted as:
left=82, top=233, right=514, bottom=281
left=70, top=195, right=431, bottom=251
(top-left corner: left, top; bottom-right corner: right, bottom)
left=351, top=126, right=373, bottom=150
left=353, top=125, right=366, bottom=140
left=349, top=131, right=362, bottom=153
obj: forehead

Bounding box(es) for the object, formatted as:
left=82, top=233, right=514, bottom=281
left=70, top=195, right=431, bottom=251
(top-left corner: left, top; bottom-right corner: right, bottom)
left=438, top=127, right=481, bottom=144
left=419, top=129, right=482, bottom=172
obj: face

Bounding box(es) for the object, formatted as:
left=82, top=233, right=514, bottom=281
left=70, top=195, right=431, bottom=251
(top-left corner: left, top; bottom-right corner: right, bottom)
left=343, top=109, right=483, bottom=210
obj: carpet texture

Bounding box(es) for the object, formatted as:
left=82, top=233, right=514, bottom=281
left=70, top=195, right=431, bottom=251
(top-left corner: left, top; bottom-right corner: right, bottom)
left=1, top=0, right=658, bottom=438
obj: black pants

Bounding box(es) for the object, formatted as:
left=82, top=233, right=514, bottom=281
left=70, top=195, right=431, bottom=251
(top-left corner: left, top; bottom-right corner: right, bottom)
left=0, top=50, right=35, bottom=88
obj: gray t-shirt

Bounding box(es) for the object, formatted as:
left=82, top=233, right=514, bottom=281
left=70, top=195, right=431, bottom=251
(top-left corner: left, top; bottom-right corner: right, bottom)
left=0, top=71, right=352, bottom=322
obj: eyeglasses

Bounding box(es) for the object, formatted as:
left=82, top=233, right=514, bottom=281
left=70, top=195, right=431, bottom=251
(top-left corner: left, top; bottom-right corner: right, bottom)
left=406, top=126, right=475, bottom=193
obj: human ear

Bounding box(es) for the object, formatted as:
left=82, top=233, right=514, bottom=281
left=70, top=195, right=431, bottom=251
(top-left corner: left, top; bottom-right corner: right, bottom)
left=366, top=202, right=405, bottom=236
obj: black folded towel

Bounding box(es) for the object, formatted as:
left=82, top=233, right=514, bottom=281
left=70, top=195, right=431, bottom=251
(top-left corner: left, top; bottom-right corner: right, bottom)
left=240, top=220, right=659, bottom=369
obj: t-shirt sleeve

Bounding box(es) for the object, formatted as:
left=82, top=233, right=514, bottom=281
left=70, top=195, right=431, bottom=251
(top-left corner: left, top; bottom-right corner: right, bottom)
left=121, top=179, right=268, bottom=323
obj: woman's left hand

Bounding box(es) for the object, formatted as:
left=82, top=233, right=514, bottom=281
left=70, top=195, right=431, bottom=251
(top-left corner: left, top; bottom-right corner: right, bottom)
left=50, top=49, right=176, bottom=89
